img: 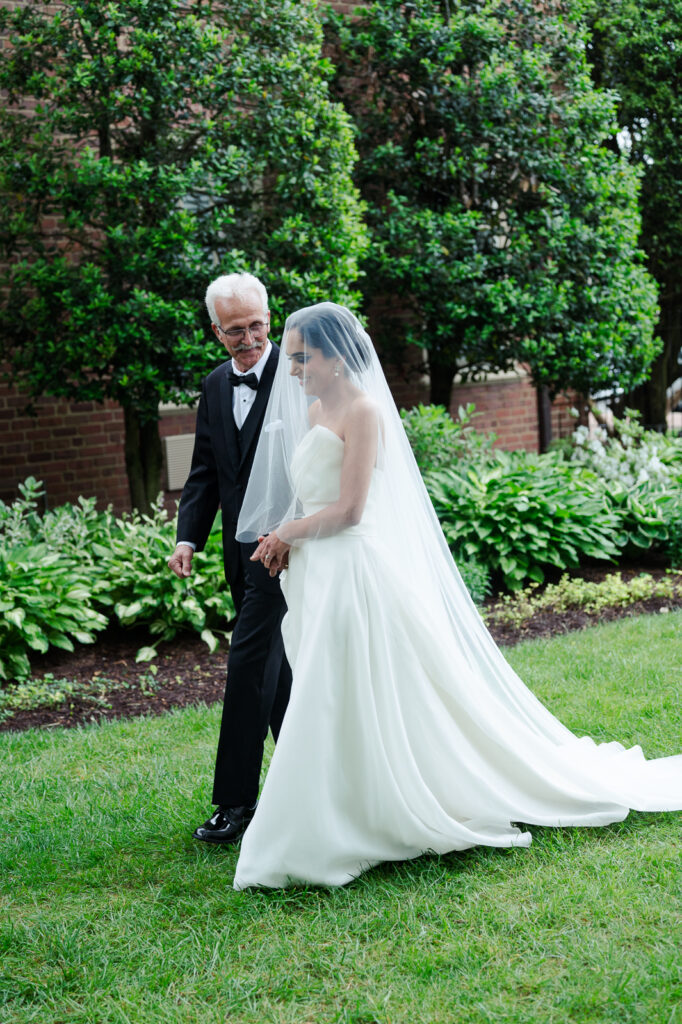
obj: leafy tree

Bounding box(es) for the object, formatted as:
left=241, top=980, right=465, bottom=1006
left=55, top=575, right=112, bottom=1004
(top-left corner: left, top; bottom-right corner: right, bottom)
left=586, top=0, right=682, bottom=428
left=327, top=0, right=659, bottom=415
left=0, top=0, right=367, bottom=511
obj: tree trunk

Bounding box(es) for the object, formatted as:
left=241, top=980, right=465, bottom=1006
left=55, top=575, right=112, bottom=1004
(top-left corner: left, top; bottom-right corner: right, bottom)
left=536, top=385, right=553, bottom=453
left=628, top=348, right=669, bottom=430
left=428, top=352, right=459, bottom=408
left=627, top=294, right=682, bottom=430
left=123, top=406, right=164, bottom=514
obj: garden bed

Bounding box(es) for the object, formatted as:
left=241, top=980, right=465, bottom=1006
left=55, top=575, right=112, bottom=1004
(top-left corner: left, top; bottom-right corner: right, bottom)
left=485, top=565, right=682, bottom=644
left=2, top=565, right=681, bottom=734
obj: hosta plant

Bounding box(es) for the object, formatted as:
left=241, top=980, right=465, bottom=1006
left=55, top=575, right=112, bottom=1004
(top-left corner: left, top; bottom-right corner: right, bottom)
left=0, top=543, right=107, bottom=681
left=93, top=505, right=234, bottom=662
left=566, top=411, right=682, bottom=558
left=569, top=411, right=682, bottom=490
left=0, top=480, right=234, bottom=677
left=427, top=450, right=623, bottom=590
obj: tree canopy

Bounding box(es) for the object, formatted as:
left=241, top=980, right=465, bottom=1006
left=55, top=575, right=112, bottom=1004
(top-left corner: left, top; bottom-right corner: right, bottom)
left=0, top=0, right=367, bottom=510
left=327, top=0, right=660, bottom=409
left=586, top=0, right=682, bottom=428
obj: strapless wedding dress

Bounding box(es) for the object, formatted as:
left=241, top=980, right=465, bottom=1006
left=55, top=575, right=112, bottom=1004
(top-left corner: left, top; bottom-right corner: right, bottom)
left=233, top=425, right=682, bottom=889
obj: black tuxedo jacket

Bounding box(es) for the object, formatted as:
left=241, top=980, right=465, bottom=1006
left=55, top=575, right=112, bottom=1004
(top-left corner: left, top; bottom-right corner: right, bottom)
left=176, top=345, right=281, bottom=594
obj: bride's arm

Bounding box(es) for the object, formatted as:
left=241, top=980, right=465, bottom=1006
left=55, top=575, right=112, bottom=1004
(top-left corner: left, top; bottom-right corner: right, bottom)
left=281, top=399, right=379, bottom=542
left=251, top=399, right=379, bottom=570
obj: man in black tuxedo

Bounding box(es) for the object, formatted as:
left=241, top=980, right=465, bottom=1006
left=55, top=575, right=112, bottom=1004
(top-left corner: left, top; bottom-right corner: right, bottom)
left=168, top=272, right=291, bottom=844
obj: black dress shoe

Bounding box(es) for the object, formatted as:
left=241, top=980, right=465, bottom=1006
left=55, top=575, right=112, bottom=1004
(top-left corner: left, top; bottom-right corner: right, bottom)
left=192, top=804, right=257, bottom=844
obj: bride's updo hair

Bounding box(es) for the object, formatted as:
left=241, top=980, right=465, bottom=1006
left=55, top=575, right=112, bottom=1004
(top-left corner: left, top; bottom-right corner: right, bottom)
left=286, top=302, right=372, bottom=374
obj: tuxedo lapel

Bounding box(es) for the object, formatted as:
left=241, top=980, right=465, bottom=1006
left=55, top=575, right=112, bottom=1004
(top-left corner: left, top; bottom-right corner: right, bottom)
left=218, top=364, right=240, bottom=471
left=237, top=346, right=279, bottom=471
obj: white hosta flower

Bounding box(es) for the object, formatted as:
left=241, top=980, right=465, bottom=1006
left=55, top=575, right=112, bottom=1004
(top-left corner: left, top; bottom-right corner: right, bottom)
left=568, top=416, right=682, bottom=497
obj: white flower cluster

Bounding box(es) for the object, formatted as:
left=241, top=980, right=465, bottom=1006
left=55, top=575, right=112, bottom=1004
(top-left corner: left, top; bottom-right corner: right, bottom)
left=570, top=421, right=681, bottom=492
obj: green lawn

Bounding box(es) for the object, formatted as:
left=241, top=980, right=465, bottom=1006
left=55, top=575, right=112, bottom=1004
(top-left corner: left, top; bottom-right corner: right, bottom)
left=1, top=612, right=681, bottom=1024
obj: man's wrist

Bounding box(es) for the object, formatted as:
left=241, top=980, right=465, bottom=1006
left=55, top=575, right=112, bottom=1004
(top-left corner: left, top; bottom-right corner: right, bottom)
left=176, top=541, right=196, bottom=551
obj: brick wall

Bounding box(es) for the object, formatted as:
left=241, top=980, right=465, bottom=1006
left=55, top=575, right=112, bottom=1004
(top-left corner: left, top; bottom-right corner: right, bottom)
left=382, top=359, right=576, bottom=453
left=0, top=386, right=130, bottom=510
left=0, top=379, right=206, bottom=512
left=450, top=374, right=575, bottom=451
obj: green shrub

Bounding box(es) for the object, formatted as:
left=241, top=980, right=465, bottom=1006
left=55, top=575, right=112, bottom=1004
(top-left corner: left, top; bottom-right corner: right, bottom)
left=486, top=570, right=682, bottom=630
left=94, top=505, right=234, bottom=662
left=0, top=543, right=108, bottom=681
left=427, top=450, right=623, bottom=590
left=0, top=480, right=234, bottom=678
left=455, top=557, right=492, bottom=606
left=401, top=403, right=495, bottom=474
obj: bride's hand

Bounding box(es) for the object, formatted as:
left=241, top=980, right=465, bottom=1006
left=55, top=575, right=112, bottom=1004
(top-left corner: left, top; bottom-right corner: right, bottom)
left=251, top=531, right=291, bottom=577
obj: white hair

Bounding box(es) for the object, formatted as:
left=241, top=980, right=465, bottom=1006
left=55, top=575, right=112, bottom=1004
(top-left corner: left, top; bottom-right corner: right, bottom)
left=205, top=272, right=268, bottom=324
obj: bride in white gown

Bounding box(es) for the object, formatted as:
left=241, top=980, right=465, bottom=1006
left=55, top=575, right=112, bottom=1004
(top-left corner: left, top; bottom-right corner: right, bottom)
left=233, top=302, right=682, bottom=890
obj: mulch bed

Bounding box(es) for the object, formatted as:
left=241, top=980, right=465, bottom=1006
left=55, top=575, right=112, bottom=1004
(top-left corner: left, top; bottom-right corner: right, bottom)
left=3, top=566, right=680, bottom=734
left=1, top=627, right=229, bottom=734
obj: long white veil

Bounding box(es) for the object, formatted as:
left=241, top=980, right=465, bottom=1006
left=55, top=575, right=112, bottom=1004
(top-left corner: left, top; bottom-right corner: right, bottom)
left=237, top=302, right=682, bottom=814
left=238, top=301, right=533, bottom=691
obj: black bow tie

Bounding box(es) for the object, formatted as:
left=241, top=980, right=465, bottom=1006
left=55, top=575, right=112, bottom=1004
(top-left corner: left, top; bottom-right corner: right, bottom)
left=227, top=369, right=259, bottom=390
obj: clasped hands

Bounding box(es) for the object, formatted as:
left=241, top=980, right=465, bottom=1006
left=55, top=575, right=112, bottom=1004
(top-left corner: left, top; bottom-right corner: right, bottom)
left=251, top=530, right=291, bottom=578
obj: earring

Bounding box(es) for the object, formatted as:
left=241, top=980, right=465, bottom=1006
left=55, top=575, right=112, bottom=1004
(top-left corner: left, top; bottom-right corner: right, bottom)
left=334, top=363, right=340, bottom=377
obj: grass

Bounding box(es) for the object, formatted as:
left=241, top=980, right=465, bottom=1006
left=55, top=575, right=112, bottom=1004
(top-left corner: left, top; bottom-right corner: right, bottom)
left=1, top=611, right=681, bottom=1024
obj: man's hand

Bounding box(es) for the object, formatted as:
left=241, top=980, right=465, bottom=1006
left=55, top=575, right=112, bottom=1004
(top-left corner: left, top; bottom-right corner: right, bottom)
left=251, top=532, right=291, bottom=577
left=168, top=543, right=194, bottom=578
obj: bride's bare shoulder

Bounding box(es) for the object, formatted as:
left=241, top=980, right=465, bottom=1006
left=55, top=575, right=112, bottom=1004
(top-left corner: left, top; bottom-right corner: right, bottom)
left=346, top=395, right=382, bottom=432
left=353, top=394, right=380, bottom=419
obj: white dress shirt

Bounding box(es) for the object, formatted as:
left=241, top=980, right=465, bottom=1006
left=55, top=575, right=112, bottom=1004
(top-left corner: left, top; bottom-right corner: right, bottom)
left=231, top=340, right=272, bottom=429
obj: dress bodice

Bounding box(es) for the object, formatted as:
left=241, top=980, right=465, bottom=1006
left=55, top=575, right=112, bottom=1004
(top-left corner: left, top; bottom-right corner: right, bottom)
left=291, top=424, right=378, bottom=533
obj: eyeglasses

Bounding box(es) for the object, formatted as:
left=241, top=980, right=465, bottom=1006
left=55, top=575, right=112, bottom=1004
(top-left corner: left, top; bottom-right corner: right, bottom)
left=215, top=320, right=268, bottom=343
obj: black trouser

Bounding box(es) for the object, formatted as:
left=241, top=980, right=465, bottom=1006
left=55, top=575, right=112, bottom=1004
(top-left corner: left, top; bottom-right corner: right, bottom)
left=211, top=573, right=291, bottom=807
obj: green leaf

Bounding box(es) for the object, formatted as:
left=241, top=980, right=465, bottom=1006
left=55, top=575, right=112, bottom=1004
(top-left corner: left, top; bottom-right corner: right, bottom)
left=71, top=630, right=96, bottom=645
left=135, top=646, right=158, bottom=663
left=200, top=628, right=219, bottom=653
left=5, top=607, right=26, bottom=629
